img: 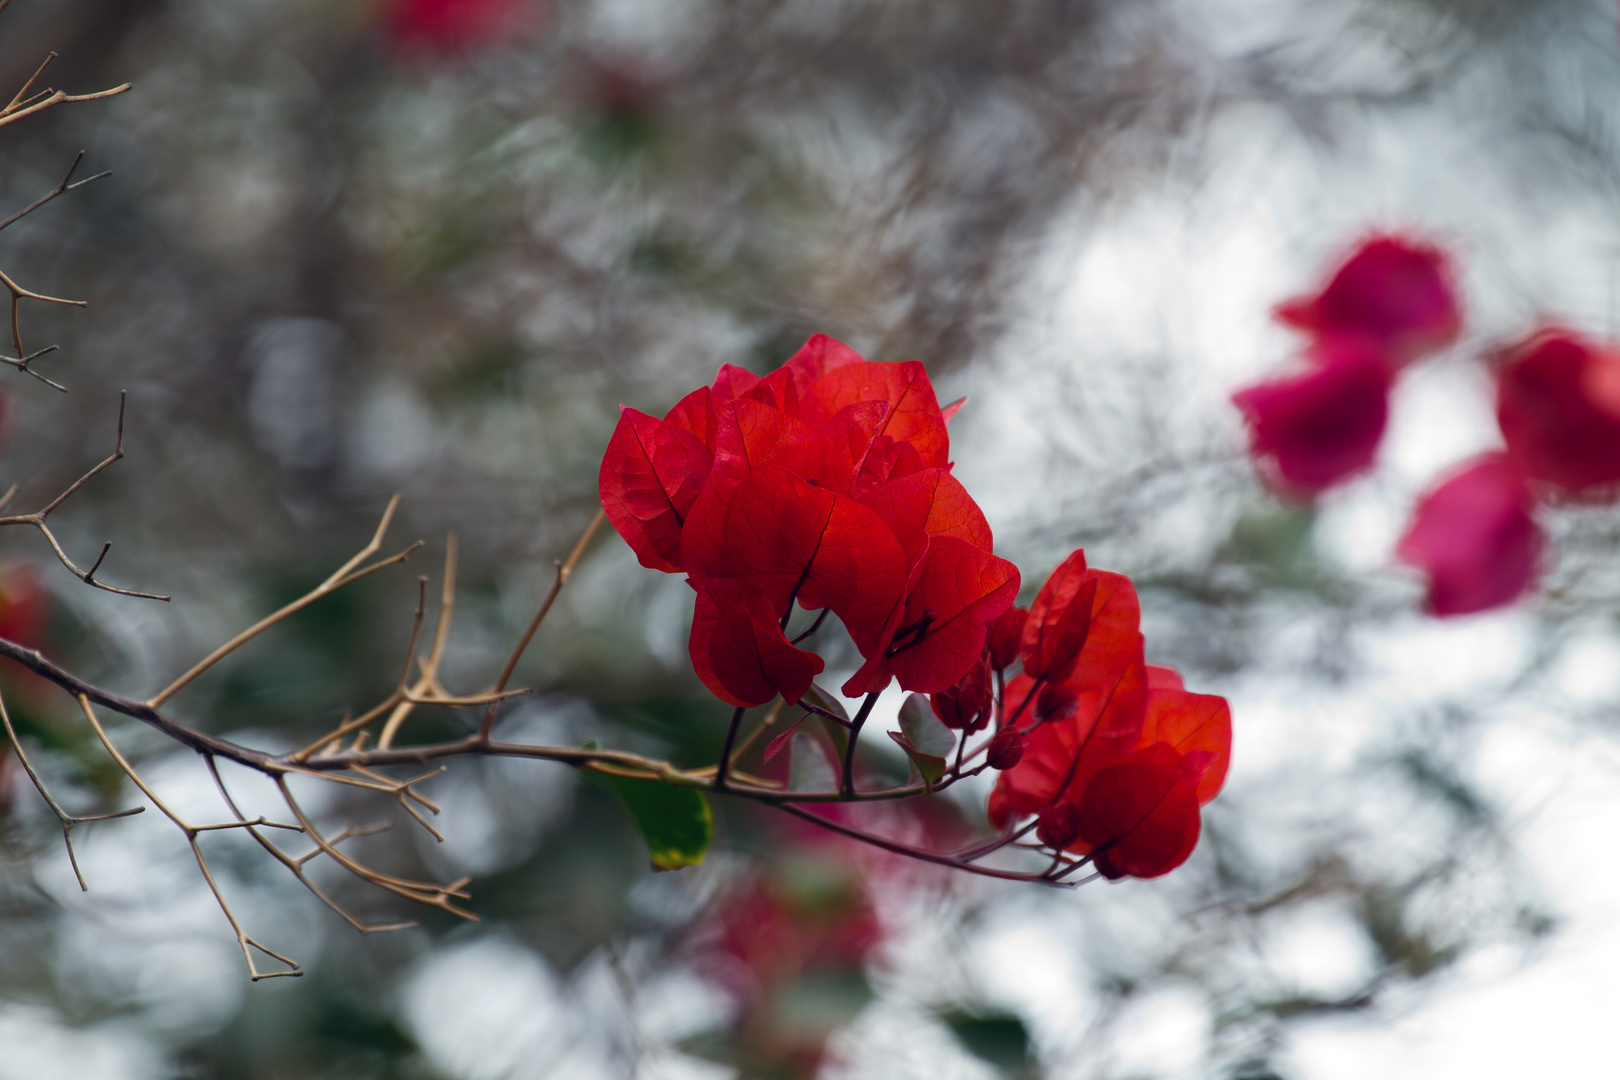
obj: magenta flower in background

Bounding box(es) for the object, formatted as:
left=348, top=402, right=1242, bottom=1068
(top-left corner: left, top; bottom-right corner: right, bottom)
left=1496, top=328, right=1620, bottom=499
left=1274, top=234, right=1462, bottom=366
left=380, top=0, right=544, bottom=54
left=1396, top=453, right=1544, bottom=617
left=1231, top=336, right=1394, bottom=496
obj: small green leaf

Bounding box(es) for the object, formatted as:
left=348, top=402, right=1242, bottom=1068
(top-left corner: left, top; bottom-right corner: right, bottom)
left=899, top=693, right=956, bottom=758
left=580, top=766, right=712, bottom=871
left=891, top=693, right=954, bottom=789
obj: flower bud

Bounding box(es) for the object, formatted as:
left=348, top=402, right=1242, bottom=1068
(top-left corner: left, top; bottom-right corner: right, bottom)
left=1036, top=803, right=1081, bottom=850
left=985, top=728, right=1024, bottom=770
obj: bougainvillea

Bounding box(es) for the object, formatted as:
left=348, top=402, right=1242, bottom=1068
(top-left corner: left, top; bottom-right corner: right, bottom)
left=601, top=334, right=1019, bottom=705
left=601, top=336, right=1231, bottom=883
left=1234, top=234, right=1462, bottom=497
left=1233, top=234, right=1620, bottom=617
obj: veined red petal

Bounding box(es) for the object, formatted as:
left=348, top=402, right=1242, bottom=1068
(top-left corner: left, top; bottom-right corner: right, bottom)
left=782, top=333, right=865, bottom=396
left=706, top=593, right=825, bottom=707
left=1137, top=665, right=1232, bottom=805
left=844, top=536, right=1019, bottom=696
left=663, top=385, right=718, bottom=451
left=1020, top=549, right=1097, bottom=682
left=712, top=464, right=911, bottom=658
left=986, top=606, right=1028, bottom=671
left=599, top=406, right=713, bottom=572
left=869, top=468, right=994, bottom=551
left=799, top=360, right=950, bottom=469
left=1075, top=759, right=1201, bottom=880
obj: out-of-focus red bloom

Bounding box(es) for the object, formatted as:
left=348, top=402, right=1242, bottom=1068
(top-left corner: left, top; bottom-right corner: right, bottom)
left=380, top=0, right=543, bottom=54
left=0, top=565, right=47, bottom=648
left=1232, top=336, right=1394, bottom=496
left=1273, top=234, right=1462, bottom=365
left=599, top=334, right=1016, bottom=702
left=1396, top=453, right=1543, bottom=617
left=986, top=552, right=1230, bottom=881
left=1495, top=328, right=1620, bottom=498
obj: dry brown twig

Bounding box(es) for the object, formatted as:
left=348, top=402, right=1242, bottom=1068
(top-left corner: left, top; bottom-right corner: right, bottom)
left=0, top=392, right=169, bottom=599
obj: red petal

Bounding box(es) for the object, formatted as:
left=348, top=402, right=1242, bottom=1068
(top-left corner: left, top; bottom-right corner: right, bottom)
left=1396, top=453, right=1544, bottom=616
left=868, top=468, right=994, bottom=551
left=1232, top=337, right=1393, bottom=495
left=1273, top=234, right=1461, bottom=364
left=989, top=645, right=1147, bottom=821
left=1137, top=666, right=1232, bottom=805
left=799, top=360, right=950, bottom=469
left=1020, top=549, right=1098, bottom=682
left=930, top=652, right=993, bottom=731
left=663, top=385, right=718, bottom=451
left=1496, top=328, right=1620, bottom=497
left=1075, top=760, right=1201, bottom=879
left=598, top=406, right=713, bottom=572
left=986, top=606, right=1028, bottom=671
left=704, top=592, right=825, bottom=707
left=711, top=464, right=912, bottom=657
left=782, top=333, right=865, bottom=395
left=845, top=536, right=1019, bottom=695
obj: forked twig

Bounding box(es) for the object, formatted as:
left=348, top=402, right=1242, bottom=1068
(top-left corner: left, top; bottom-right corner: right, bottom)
left=77, top=695, right=301, bottom=980
left=0, top=392, right=170, bottom=599
left=148, top=495, right=415, bottom=707
left=0, top=688, right=142, bottom=890
left=478, top=509, right=604, bottom=738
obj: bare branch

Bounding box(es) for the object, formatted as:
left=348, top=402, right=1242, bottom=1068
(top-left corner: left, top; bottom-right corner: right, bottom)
left=478, top=509, right=604, bottom=739
left=148, top=495, right=411, bottom=707
left=0, top=688, right=142, bottom=890
left=0, top=393, right=170, bottom=599
left=0, top=150, right=113, bottom=235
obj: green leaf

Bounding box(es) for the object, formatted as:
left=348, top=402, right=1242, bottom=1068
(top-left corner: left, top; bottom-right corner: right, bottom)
left=579, top=765, right=712, bottom=871
left=890, top=693, right=954, bottom=789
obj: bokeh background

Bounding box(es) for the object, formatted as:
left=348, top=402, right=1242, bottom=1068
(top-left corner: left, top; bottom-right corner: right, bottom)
left=3, top=0, right=1620, bottom=1077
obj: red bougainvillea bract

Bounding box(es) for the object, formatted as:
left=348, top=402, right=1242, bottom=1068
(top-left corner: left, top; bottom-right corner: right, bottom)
left=601, top=336, right=1232, bottom=881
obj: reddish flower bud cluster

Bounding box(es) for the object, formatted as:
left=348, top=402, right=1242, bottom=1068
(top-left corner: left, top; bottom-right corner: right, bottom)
left=982, top=550, right=1232, bottom=880
left=1236, top=234, right=1620, bottom=616
left=600, top=335, right=1019, bottom=706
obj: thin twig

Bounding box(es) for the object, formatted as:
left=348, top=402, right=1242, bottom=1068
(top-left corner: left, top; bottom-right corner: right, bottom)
left=0, top=393, right=170, bottom=598
left=0, top=688, right=141, bottom=890
left=148, top=496, right=412, bottom=707
left=478, top=509, right=604, bottom=739
left=77, top=696, right=301, bottom=979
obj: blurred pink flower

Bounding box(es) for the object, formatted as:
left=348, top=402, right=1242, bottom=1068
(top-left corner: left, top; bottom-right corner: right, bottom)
left=1274, top=234, right=1462, bottom=365
left=1496, top=327, right=1620, bottom=499
left=1231, top=336, right=1393, bottom=496
left=1396, top=453, right=1543, bottom=617
left=380, top=0, right=545, bottom=55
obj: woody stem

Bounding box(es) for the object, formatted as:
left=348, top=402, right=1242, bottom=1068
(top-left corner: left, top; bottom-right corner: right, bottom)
left=840, top=692, right=880, bottom=798
left=713, top=705, right=747, bottom=791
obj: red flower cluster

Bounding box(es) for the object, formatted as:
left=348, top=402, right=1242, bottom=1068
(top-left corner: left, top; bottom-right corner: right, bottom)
left=1233, top=235, right=1461, bottom=495
left=1398, top=327, right=1620, bottom=615
left=599, top=335, right=1019, bottom=707
left=981, top=551, right=1232, bottom=880
left=1234, top=235, right=1620, bottom=616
